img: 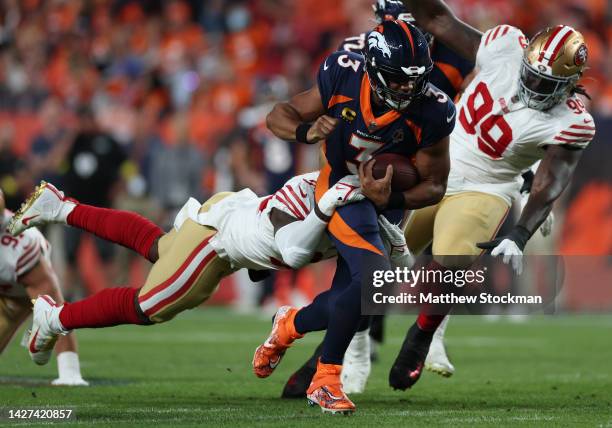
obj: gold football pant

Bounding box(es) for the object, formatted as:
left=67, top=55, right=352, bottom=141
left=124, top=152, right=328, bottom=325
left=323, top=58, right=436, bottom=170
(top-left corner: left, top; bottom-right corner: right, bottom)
left=0, top=296, right=30, bottom=354
left=404, top=192, right=510, bottom=268
left=137, top=193, right=236, bottom=323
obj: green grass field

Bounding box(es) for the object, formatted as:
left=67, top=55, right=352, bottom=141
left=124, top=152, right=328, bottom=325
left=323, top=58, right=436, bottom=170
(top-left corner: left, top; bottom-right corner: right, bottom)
left=1, top=309, right=611, bottom=427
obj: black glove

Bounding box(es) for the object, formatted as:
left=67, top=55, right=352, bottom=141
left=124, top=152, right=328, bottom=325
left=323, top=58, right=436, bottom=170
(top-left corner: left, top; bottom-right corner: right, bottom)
left=477, top=225, right=531, bottom=252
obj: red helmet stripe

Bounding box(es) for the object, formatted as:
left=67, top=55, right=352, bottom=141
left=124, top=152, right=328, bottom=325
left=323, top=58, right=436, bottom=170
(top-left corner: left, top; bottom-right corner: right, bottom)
left=397, top=19, right=415, bottom=56
left=538, top=25, right=565, bottom=62
left=547, top=28, right=574, bottom=65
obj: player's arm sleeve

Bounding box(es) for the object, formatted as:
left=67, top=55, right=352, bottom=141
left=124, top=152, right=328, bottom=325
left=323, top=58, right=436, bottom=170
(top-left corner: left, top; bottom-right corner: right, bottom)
left=337, top=33, right=366, bottom=54
left=316, top=52, right=345, bottom=112
left=476, top=25, right=527, bottom=70
left=539, top=112, right=596, bottom=150
left=274, top=211, right=328, bottom=269
left=421, top=97, right=456, bottom=148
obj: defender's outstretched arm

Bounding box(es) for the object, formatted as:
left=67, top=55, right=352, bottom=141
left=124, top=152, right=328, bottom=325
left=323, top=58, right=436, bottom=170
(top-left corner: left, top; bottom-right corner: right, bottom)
left=516, top=145, right=583, bottom=235
left=402, top=0, right=482, bottom=62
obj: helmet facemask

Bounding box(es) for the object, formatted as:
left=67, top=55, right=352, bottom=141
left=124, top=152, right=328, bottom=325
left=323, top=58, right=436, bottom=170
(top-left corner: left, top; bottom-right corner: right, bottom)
left=518, top=59, right=578, bottom=111
left=365, top=51, right=432, bottom=111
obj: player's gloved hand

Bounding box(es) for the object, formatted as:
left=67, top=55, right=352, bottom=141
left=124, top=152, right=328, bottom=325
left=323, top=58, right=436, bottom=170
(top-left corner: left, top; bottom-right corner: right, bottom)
left=359, top=160, right=393, bottom=209
left=519, top=192, right=554, bottom=237
left=317, top=175, right=364, bottom=219
left=307, top=115, right=339, bottom=144
left=477, top=226, right=531, bottom=275
left=378, top=215, right=415, bottom=269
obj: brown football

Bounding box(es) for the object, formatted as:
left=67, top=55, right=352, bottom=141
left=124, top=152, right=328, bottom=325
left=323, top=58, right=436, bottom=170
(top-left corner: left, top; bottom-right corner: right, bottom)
left=370, top=153, right=420, bottom=192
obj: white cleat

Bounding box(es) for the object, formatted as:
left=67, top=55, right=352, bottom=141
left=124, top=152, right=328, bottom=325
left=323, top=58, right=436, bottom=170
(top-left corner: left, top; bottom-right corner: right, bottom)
left=28, top=295, right=65, bottom=366
left=424, top=334, right=455, bottom=377
left=341, top=329, right=371, bottom=394
left=8, top=181, right=76, bottom=236
left=51, top=376, right=89, bottom=386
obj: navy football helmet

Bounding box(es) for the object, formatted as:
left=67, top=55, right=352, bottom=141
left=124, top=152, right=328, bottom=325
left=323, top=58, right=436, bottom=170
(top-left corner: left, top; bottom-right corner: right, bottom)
left=364, top=20, right=433, bottom=111
left=372, top=1, right=434, bottom=46
left=373, top=0, right=412, bottom=23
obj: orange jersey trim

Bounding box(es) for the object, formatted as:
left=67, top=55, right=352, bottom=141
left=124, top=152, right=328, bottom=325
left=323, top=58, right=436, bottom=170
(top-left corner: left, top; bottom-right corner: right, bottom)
left=328, top=95, right=354, bottom=109
left=405, top=119, right=422, bottom=145
left=328, top=211, right=384, bottom=256
left=435, top=61, right=464, bottom=92
left=360, top=74, right=401, bottom=130
left=315, top=162, right=331, bottom=203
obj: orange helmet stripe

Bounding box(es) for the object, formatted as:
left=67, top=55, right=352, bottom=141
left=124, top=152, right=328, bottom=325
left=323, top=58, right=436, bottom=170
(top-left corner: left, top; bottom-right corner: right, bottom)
left=396, top=19, right=414, bottom=56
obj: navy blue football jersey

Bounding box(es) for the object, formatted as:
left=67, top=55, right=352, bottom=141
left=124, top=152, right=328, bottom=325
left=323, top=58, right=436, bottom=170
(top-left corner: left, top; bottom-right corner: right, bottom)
left=317, top=51, right=456, bottom=184
left=338, top=34, right=473, bottom=100
left=429, top=40, right=474, bottom=100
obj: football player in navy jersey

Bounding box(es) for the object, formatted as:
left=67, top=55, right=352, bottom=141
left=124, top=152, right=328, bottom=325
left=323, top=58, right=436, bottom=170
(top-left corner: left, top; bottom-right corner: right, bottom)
left=252, top=20, right=455, bottom=413
left=281, top=0, right=474, bottom=399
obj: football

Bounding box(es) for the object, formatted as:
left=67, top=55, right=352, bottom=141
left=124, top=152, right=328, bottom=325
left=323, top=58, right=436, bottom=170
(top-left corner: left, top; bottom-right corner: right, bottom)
left=370, top=153, right=420, bottom=192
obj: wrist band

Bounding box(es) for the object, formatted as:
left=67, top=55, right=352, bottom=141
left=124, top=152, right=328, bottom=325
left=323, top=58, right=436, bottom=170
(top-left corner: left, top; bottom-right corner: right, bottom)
left=314, top=203, right=331, bottom=223
left=295, top=123, right=313, bottom=144
left=386, top=192, right=405, bottom=210
left=510, top=225, right=532, bottom=251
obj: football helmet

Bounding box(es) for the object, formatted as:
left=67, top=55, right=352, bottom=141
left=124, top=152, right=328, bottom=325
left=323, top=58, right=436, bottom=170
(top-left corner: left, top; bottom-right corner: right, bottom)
left=364, top=20, right=433, bottom=111
left=518, top=25, right=588, bottom=111
left=372, top=1, right=434, bottom=46
left=373, top=0, right=412, bottom=23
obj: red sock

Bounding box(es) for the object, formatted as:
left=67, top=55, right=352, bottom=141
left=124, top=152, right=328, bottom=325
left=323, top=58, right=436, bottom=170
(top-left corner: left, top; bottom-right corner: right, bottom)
left=59, top=287, right=150, bottom=330
left=416, top=260, right=453, bottom=332
left=67, top=205, right=163, bottom=261
left=416, top=313, right=446, bottom=331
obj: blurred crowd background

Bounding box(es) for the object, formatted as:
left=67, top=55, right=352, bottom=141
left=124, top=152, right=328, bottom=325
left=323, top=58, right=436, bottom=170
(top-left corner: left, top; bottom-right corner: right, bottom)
left=0, top=0, right=609, bottom=311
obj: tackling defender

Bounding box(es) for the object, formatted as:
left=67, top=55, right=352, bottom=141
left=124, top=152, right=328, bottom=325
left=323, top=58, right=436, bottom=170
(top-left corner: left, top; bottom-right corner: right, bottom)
left=0, top=190, right=87, bottom=386
left=384, top=0, right=595, bottom=391
left=9, top=173, right=409, bottom=369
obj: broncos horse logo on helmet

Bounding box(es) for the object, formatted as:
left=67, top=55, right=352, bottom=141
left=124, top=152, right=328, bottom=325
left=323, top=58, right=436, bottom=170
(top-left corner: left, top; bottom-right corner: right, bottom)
left=364, top=20, right=433, bottom=111
left=368, top=32, right=392, bottom=58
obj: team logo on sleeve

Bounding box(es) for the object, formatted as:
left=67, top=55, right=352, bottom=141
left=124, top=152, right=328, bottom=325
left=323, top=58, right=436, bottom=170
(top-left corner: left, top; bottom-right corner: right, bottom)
left=574, top=44, right=588, bottom=66
left=341, top=107, right=357, bottom=122
left=368, top=32, right=392, bottom=58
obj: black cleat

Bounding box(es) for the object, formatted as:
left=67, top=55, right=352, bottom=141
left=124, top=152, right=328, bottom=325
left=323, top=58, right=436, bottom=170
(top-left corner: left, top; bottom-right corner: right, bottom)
left=281, top=343, right=322, bottom=399
left=389, top=323, right=434, bottom=391
left=281, top=364, right=317, bottom=399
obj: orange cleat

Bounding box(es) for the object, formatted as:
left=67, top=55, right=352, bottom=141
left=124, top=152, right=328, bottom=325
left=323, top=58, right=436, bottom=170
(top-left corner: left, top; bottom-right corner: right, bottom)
left=253, top=306, right=303, bottom=378
left=306, top=359, right=356, bottom=415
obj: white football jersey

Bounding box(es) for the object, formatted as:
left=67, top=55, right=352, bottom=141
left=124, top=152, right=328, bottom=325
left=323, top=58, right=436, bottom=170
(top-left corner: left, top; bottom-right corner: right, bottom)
left=0, top=210, right=50, bottom=298
left=188, top=172, right=333, bottom=271
left=446, top=25, right=596, bottom=205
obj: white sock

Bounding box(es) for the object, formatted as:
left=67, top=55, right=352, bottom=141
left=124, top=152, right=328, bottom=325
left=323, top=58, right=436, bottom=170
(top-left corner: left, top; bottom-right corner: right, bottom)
left=434, top=315, right=450, bottom=340
left=56, top=200, right=77, bottom=224
left=50, top=305, right=69, bottom=334
left=345, top=328, right=370, bottom=359
left=56, top=351, right=83, bottom=379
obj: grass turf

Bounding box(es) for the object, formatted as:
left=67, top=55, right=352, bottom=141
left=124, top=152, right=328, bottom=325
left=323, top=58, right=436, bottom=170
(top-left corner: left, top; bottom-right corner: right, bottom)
left=1, top=308, right=611, bottom=427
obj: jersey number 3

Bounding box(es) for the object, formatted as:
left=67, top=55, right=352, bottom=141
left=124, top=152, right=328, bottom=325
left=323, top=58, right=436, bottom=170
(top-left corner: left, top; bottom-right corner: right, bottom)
left=459, top=82, right=513, bottom=159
